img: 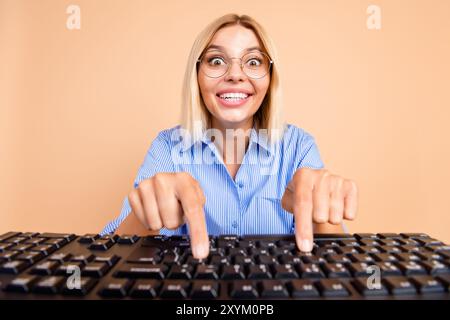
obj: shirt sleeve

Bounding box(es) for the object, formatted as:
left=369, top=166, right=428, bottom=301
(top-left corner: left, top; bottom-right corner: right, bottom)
left=100, top=130, right=176, bottom=235
left=295, top=129, right=325, bottom=170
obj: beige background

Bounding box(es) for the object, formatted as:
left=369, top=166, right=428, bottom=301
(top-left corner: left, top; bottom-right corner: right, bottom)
left=1, top=0, right=449, bottom=242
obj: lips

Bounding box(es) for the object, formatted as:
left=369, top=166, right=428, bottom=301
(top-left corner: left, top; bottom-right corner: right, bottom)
left=215, top=93, right=253, bottom=108
left=216, top=89, right=254, bottom=96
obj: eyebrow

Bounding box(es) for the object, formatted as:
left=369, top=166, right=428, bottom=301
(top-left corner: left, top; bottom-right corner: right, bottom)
left=205, top=44, right=263, bottom=53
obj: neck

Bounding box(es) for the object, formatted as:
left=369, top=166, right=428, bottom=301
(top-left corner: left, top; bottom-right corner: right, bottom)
left=210, top=118, right=253, bottom=165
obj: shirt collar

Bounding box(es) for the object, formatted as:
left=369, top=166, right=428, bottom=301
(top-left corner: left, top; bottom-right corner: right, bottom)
left=179, top=126, right=277, bottom=155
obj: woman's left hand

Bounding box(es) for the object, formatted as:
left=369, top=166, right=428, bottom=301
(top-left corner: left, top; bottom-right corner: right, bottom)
left=281, top=167, right=358, bottom=252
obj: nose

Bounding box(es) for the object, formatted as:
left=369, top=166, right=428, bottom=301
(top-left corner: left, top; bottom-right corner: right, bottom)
left=224, top=58, right=247, bottom=82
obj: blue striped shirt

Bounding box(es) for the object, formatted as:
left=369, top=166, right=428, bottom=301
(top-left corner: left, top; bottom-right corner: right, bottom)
left=101, top=124, right=324, bottom=236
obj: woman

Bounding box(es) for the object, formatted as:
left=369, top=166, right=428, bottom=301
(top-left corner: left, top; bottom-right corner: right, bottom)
left=102, top=14, right=358, bottom=259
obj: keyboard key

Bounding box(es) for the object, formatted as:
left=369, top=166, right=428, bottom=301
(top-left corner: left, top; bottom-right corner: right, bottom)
left=0, top=250, right=20, bottom=262
left=0, top=232, right=22, bottom=242
left=259, top=280, right=289, bottom=298
left=420, top=260, right=450, bottom=275
left=288, top=279, right=320, bottom=298
left=115, top=264, right=168, bottom=279
left=396, top=261, right=428, bottom=276
left=378, top=246, right=404, bottom=254
left=0, top=260, right=30, bottom=274
left=230, top=281, right=259, bottom=299
left=316, top=279, right=350, bottom=297
left=89, top=239, right=114, bottom=251
left=371, top=253, right=398, bottom=262
left=82, top=262, right=110, bottom=278
left=349, top=253, right=374, bottom=264
left=347, top=263, right=374, bottom=277
left=297, top=252, right=327, bottom=264
left=297, top=263, right=325, bottom=279
left=209, top=255, right=229, bottom=265
left=38, top=233, right=76, bottom=242
left=190, top=281, right=219, bottom=299
left=339, top=240, right=361, bottom=247
left=29, top=260, right=60, bottom=275
left=336, top=246, right=363, bottom=255
left=232, top=255, right=254, bottom=265
left=221, top=265, right=246, bottom=280
left=160, top=280, right=190, bottom=299
left=167, top=264, right=194, bottom=279
left=379, top=239, right=405, bottom=246
left=383, top=277, right=417, bottom=295
left=55, top=262, right=84, bottom=276
left=78, top=234, right=100, bottom=244
left=352, top=277, right=389, bottom=296
left=354, top=233, right=378, bottom=240
left=44, top=238, right=67, bottom=248
left=247, top=264, right=272, bottom=279
left=9, top=244, right=35, bottom=252
left=273, top=264, right=298, bottom=279
left=415, top=251, right=445, bottom=261
left=400, top=233, right=430, bottom=239
left=228, top=248, right=249, bottom=256
left=410, top=275, right=445, bottom=294
left=415, top=238, right=443, bottom=246
left=278, top=254, right=302, bottom=265
left=358, top=239, right=381, bottom=246
left=437, top=275, right=450, bottom=290
left=94, top=254, right=120, bottom=267
left=71, top=253, right=95, bottom=265
left=130, top=280, right=161, bottom=298
left=393, top=253, right=423, bottom=262
left=117, top=235, right=140, bottom=244
left=23, top=238, right=46, bottom=245
left=5, top=274, right=39, bottom=293
left=30, top=244, right=57, bottom=256
left=48, top=252, right=72, bottom=263
left=255, top=255, right=278, bottom=265
left=99, top=279, right=133, bottom=297
left=377, top=233, right=402, bottom=239
left=194, top=264, right=219, bottom=280
left=62, top=277, right=98, bottom=296
left=0, top=243, right=14, bottom=252
left=33, top=276, right=66, bottom=294
left=4, top=236, right=27, bottom=244
left=127, top=248, right=161, bottom=264
left=322, top=263, right=351, bottom=278
left=376, top=262, right=403, bottom=276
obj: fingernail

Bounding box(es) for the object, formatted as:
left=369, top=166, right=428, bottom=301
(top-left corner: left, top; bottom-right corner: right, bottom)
left=194, top=243, right=209, bottom=258
left=301, top=239, right=312, bottom=252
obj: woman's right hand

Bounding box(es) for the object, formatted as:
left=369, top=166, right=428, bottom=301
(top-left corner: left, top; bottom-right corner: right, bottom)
left=127, top=172, right=209, bottom=259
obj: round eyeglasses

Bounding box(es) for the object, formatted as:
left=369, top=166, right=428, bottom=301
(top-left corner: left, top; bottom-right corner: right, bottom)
left=197, top=49, right=273, bottom=79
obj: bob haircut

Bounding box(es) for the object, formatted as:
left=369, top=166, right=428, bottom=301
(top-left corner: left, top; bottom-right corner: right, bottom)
left=180, top=13, right=286, bottom=143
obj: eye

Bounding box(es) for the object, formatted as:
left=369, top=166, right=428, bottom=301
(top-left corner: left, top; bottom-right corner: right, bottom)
left=208, top=57, right=226, bottom=66
left=247, top=58, right=262, bottom=67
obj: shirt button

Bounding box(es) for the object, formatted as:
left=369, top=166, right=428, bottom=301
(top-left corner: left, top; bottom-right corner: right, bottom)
left=232, top=221, right=238, bottom=228
left=237, top=182, right=244, bottom=189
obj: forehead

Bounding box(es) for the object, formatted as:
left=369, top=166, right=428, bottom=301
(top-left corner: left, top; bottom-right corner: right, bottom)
left=206, top=25, right=263, bottom=55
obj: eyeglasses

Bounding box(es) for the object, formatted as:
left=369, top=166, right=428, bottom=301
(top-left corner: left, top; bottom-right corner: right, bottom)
left=197, top=49, right=273, bottom=79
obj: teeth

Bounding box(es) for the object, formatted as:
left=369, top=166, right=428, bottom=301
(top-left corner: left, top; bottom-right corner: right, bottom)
left=219, top=92, right=249, bottom=99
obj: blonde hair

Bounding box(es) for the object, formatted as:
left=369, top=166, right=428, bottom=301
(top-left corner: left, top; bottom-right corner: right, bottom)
left=180, top=13, right=286, bottom=143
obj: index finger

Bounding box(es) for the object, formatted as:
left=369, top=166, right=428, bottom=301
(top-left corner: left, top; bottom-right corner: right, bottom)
left=293, top=172, right=315, bottom=252
left=174, top=181, right=209, bottom=259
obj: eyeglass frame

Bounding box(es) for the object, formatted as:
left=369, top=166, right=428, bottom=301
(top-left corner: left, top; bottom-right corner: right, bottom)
left=196, top=49, right=274, bottom=79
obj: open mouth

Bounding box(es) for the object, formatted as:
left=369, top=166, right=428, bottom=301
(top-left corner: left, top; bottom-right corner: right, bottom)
left=216, top=92, right=253, bottom=107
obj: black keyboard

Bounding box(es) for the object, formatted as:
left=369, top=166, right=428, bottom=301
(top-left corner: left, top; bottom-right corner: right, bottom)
left=0, top=231, right=449, bottom=300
